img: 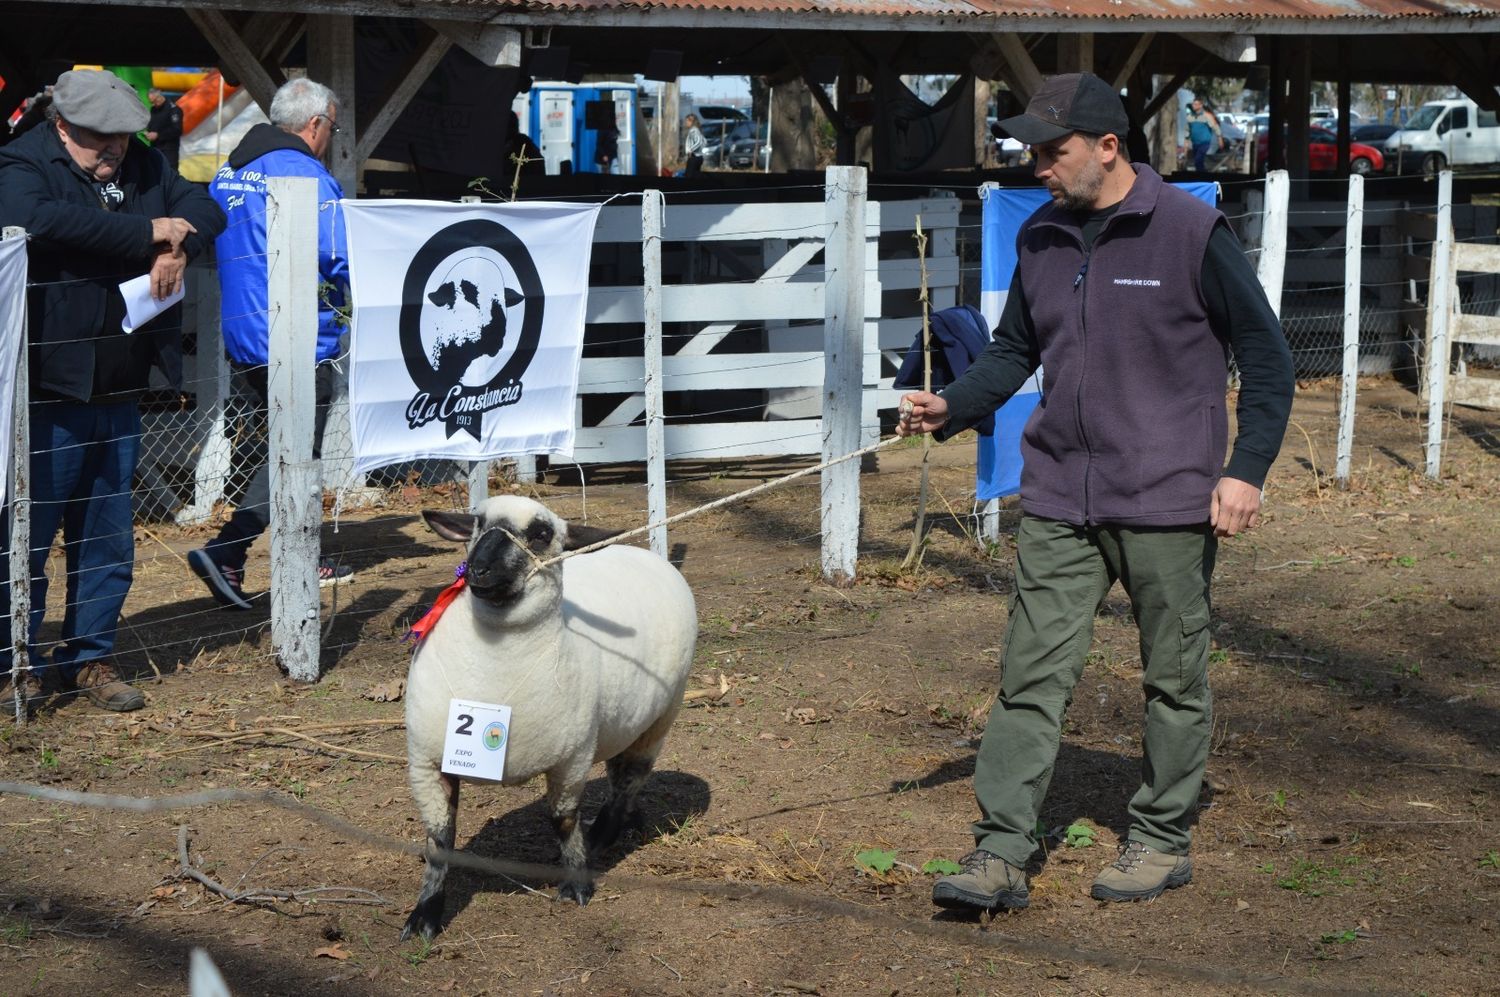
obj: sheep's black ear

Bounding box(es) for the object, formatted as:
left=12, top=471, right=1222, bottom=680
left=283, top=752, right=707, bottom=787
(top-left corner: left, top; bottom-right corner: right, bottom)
left=423, top=510, right=478, bottom=543
left=563, top=522, right=622, bottom=551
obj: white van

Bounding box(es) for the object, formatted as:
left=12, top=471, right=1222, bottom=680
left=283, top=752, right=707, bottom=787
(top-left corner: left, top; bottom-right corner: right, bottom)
left=1385, top=98, right=1500, bottom=174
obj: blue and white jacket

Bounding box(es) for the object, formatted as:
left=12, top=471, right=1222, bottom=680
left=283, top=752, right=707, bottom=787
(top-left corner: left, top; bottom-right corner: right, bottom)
left=210, top=123, right=347, bottom=365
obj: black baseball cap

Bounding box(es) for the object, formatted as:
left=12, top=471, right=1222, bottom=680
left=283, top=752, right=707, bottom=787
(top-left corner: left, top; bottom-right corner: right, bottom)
left=997, top=72, right=1129, bottom=145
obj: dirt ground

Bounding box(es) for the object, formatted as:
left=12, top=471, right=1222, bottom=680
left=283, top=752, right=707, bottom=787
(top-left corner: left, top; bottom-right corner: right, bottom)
left=1, top=379, right=1497, bottom=997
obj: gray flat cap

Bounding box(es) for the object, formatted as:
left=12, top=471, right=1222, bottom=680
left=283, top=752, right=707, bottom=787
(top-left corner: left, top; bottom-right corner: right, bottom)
left=52, top=69, right=149, bottom=134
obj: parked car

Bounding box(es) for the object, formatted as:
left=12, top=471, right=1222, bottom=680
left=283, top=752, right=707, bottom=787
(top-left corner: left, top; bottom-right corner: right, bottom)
left=1255, top=125, right=1386, bottom=174
left=698, top=119, right=750, bottom=168
left=693, top=105, right=748, bottom=125
left=727, top=123, right=769, bottom=170
left=1352, top=123, right=1399, bottom=144
left=1383, top=98, right=1500, bottom=175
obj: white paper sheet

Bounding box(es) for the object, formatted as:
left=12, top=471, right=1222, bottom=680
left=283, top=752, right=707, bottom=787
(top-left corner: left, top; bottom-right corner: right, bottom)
left=119, top=272, right=185, bottom=334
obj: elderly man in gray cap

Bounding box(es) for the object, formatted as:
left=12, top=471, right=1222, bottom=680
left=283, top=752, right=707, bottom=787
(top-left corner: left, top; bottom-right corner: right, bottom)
left=0, top=68, right=225, bottom=713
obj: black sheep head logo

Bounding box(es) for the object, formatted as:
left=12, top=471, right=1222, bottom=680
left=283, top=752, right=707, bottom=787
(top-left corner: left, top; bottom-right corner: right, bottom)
left=422, top=261, right=526, bottom=385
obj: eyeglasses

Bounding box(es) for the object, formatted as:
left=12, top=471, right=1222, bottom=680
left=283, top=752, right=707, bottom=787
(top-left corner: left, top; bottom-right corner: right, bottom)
left=315, top=114, right=342, bottom=135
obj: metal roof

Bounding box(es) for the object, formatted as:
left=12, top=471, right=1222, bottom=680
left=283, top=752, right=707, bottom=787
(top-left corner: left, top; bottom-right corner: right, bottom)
left=475, top=0, right=1500, bottom=19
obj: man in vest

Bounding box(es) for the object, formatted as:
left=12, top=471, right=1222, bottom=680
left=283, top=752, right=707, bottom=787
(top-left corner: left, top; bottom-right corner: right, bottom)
left=898, top=72, right=1294, bottom=909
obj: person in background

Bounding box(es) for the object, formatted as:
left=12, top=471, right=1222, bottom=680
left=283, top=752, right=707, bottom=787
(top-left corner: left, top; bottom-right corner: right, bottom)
left=0, top=69, right=225, bottom=711
left=682, top=114, right=705, bottom=177
left=502, top=111, right=545, bottom=182
left=187, top=77, right=353, bottom=611
left=596, top=123, right=619, bottom=175
left=146, top=88, right=183, bottom=169
left=899, top=72, right=1293, bottom=913
left=1186, top=98, right=1222, bottom=172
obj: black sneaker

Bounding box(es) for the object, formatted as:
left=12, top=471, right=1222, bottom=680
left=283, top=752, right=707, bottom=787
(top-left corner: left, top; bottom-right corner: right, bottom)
left=318, top=557, right=355, bottom=587
left=188, top=549, right=253, bottom=610
left=931, top=848, right=1030, bottom=912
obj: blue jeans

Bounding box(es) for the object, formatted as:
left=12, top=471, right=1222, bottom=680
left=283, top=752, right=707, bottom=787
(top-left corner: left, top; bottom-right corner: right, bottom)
left=1192, top=141, right=1212, bottom=171
left=2, top=400, right=140, bottom=681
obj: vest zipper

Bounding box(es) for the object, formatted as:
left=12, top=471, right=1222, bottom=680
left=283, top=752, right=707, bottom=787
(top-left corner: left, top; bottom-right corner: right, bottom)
left=1074, top=247, right=1094, bottom=524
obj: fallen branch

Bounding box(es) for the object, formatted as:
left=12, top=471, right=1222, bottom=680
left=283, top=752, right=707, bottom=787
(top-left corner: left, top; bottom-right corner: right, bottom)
left=174, top=824, right=388, bottom=907
left=150, top=722, right=405, bottom=763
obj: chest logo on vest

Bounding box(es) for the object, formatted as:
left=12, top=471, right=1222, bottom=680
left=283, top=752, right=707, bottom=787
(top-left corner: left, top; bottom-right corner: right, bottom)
left=399, top=219, right=544, bottom=441
left=1112, top=277, right=1162, bottom=288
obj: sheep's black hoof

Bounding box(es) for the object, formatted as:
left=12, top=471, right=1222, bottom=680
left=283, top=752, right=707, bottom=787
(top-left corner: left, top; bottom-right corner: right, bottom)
left=586, top=807, right=640, bottom=853
left=400, top=899, right=444, bottom=941
left=557, top=879, right=594, bottom=906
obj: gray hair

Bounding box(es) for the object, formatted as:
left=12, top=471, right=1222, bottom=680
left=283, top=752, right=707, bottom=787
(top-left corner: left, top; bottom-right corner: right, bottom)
left=269, top=78, right=339, bottom=132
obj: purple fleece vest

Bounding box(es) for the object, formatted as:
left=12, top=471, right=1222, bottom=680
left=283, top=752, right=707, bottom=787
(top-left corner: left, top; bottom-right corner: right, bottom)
left=1015, top=165, right=1227, bottom=526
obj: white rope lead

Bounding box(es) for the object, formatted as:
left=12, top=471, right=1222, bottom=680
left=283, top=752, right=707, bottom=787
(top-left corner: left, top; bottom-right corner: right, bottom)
left=541, top=434, right=908, bottom=568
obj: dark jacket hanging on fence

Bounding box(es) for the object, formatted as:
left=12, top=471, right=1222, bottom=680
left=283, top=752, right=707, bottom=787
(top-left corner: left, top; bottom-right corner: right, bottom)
left=0, top=122, right=224, bottom=402
left=893, top=304, right=996, bottom=436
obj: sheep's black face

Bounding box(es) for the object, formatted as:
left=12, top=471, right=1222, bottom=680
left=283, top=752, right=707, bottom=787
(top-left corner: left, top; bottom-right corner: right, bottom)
left=464, top=516, right=554, bottom=603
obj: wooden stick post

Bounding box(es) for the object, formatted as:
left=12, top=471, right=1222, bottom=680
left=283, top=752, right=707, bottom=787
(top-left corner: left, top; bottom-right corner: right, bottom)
left=821, top=166, right=868, bottom=583
left=902, top=216, right=933, bottom=569
left=1425, top=169, right=1454, bottom=480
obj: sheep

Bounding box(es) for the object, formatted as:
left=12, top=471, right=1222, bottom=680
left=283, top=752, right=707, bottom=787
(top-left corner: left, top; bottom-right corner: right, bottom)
left=401, top=495, right=698, bottom=941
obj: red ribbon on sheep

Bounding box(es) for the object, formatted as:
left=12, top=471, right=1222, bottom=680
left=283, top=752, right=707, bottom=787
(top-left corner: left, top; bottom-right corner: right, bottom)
left=406, top=562, right=467, bottom=644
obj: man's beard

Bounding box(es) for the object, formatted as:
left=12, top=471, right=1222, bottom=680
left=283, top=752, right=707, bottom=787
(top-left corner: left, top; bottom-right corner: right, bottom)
left=1052, top=157, right=1105, bottom=212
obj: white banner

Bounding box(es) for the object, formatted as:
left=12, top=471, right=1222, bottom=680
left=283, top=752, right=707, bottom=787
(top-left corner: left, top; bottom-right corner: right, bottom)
left=342, top=200, right=602, bottom=476
left=0, top=236, right=27, bottom=504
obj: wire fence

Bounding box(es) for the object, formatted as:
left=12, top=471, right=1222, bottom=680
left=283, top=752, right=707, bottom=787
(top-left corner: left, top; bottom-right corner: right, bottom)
left=4, top=173, right=1496, bottom=697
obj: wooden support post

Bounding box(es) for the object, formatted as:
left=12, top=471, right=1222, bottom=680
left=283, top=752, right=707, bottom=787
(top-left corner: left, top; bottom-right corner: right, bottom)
left=1257, top=170, right=1290, bottom=319
left=1286, top=37, right=1312, bottom=181
left=1056, top=34, right=1094, bottom=74
left=1336, top=40, right=1352, bottom=180
left=4, top=226, right=30, bottom=725
left=1336, top=174, right=1364, bottom=487
left=357, top=27, right=453, bottom=165
left=177, top=274, right=232, bottom=525
left=265, top=178, right=323, bottom=683
left=184, top=8, right=282, bottom=113
left=821, top=166, right=867, bottom=583
left=308, top=14, right=358, bottom=195
left=989, top=33, right=1043, bottom=100
left=642, top=190, right=668, bottom=558
left=1425, top=170, right=1454, bottom=480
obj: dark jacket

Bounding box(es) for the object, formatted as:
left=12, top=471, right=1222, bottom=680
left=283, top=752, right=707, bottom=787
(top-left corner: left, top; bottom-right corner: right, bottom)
left=0, top=122, right=225, bottom=401
left=148, top=98, right=184, bottom=166
left=893, top=305, right=995, bottom=436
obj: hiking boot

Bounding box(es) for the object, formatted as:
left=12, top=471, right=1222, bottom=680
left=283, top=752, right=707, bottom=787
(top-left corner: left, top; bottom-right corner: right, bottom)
left=189, top=548, right=253, bottom=610
left=72, top=661, right=145, bottom=712
left=931, top=849, right=1029, bottom=911
left=1091, top=840, right=1192, bottom=902
left=318, top=557, right=354, bottom=587
left=0, top=669, right=46, bottom=713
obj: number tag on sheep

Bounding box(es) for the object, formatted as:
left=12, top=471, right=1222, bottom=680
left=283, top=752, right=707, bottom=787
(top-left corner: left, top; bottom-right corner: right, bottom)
left=441, top=700, right=511, bottom=782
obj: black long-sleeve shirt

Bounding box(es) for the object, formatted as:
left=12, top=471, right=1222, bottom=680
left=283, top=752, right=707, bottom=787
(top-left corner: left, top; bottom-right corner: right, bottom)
left=939, top=214, right=1294, bottom=488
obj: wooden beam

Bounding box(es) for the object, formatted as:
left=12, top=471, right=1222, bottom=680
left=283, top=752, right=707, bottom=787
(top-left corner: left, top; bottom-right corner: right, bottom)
left=356, top=28, right=453, bottom=163
left=185, top=8, right=281, bottom=113
left=1142, top=63, right=1199, bottom=121
left=241, top=10, right=306, bottom=65
left=1110, top=32, right=1155, bottom=90
left=1426, top=37, right=1500, bottom=115
left=425, top=20, right=519, bottom=67
left=988, top=32, right=1043, bottom=101
left=1056, top=33, right=1094, bottom=74
left=1181, top=32, right=1257, bottom=64
left=308, top=14, right=357, bottom=193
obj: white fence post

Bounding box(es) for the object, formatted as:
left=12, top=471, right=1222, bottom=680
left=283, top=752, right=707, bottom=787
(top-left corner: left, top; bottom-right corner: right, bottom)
left=4, top=226, right=30, bottom=725
left=642, top=190, right=668, bottom=558
left=266, top=177, right=323, bottom=682
left=821, top=166, right=867, bottom=583
left=177, top=288, right=231, bottom=525
left=1336, top=174, right=1364, bottom=487
left=1257, top=170, right=1290, bottom=318
left=1425, top=169, right=1454, bottom=480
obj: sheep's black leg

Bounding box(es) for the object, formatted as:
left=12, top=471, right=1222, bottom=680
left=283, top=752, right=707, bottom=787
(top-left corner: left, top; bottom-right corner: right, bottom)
left=547, top=770, right=593, bottom=905
left=402, top=771, right=460, bottom=940
left=587, top=754, right=654, bottom=853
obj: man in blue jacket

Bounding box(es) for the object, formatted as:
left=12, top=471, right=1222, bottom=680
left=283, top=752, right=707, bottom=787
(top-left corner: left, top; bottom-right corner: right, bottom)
left=188, top=77, right=352, bottom=610
left=0, top=69, right=225, bottom=711
left=899, top=73, right=1293, bottom=911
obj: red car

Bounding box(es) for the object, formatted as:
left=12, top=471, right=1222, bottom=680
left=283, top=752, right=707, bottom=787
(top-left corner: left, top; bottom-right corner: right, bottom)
left=1255, top=126, right=1385, bottom=174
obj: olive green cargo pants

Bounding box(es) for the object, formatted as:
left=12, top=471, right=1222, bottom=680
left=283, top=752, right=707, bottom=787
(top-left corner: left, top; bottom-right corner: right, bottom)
left=972, top=515, right=1217, bottom=865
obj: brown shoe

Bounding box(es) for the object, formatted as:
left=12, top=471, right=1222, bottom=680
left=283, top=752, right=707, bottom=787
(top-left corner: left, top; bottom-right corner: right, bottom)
left=0, top=668, right=46, bottom=713
left=72, top=661, right=145, bottom=712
